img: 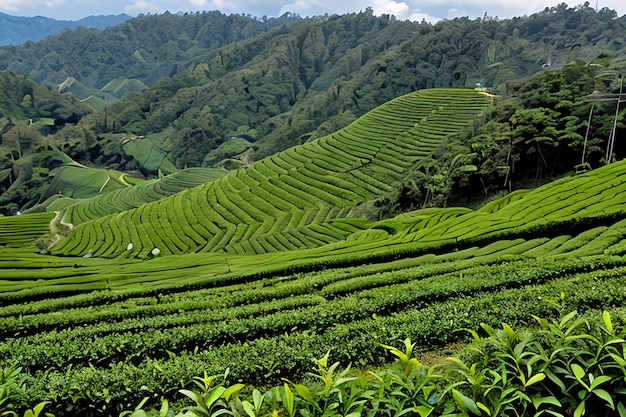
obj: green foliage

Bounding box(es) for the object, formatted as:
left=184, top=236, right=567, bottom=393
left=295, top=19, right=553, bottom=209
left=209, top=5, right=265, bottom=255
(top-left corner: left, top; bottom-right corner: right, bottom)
left=0, top=12, right=276, bottom=88
left=2, top=7, right=626, bottom=416
left=438, top=301, right=626, bottom=417
left=47, top=88, right=490, bottom=258
left=3, top=248, right=626, bottom=416
left=375, top=149, right=479, bottom=217
left=0, top=71, right=93, bottom=208
left=100, top=78, right=148, bottom=99
left=121, top=131, right=177, bottom=175
left=376, top=59, right=626, bottom=215
left=55, top=167, right=227, bottom=226
left=38, top=165, right=131, bottom=201
left=0, top=151, right=75, bottom=209
left=0, top=212, right=55, bottom=246
left=2, top=6, right=626, bottom=206
left=0, top=71, right=90, bottom=122
left=203, top=138, right=253, bottom=168
left=7, top=307, right=623, bottom=417
left=57, top=77, right=119, bottom=111
left=0, top=366, right=26, bottom=412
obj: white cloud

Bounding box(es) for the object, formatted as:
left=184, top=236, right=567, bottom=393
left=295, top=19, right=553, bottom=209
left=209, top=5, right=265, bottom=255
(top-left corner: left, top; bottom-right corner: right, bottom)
left=278, top=0, right=323, bottom=16
left=408, top=10, right=439, bottom=23
left=0, top=0, right=22, bottom=13
left=367, top=0, right=442, bottom=22
left=446, top=7, right=468, bottom=18
left=372, top=0, right=410, bottom=18
left=123, top=0, right=166, bottom=15
left=0, top=0, right=69, bottom=16
left=1, top=0, right=625, bottom=22
left=211, top=0, right=233, bottom=8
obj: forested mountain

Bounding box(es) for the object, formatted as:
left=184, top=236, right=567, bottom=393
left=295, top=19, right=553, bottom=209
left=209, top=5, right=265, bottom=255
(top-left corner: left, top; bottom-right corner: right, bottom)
left=84, top=5, right=626, bottom=169
left=0, top=12, right=130, bottom=46
left=0, top=3, right=625, bottom=212
left=107, top=3, right=624, bottom=165
left=0, top=72, right=93, bottom=209
left=0, top=11, right=302, bottom=88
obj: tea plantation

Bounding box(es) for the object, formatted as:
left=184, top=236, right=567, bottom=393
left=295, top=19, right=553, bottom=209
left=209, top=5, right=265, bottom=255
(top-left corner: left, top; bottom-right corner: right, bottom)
left=1, top=88, right=626, bottom=416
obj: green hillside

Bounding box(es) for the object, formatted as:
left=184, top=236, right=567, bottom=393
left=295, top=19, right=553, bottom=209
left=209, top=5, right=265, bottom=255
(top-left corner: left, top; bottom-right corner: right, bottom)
left=2, top=85, right=626, bottom=415
left=95, top=5, right=626, bottom=169
left=0, top=6, right=624, bottom=218
left=56, top=76, right=149, bottom=111
left=1, top=5, right=624, bottom=189
left=100, top=77, right=148, bottom=98
left=55, top=166, right=228, bottom=223
left=0, top=71, right=90, bottom=122
left=2, top=7, right=626, bottom=417
left=4, top=153, right=626, bottom=298
left=3, top=157, right=626, bottom=416
left=48, top=88, right=492, bottom=258
left=0, top=12, right=278, bottom=87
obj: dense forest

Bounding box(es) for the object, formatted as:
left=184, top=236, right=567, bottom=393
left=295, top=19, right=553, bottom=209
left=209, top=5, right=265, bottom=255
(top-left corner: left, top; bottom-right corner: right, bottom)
left=0, top=12, right=130, bottom=46
left=0, top=3, right=625, bottom=213
left=0, top=11, right=302, bottom=86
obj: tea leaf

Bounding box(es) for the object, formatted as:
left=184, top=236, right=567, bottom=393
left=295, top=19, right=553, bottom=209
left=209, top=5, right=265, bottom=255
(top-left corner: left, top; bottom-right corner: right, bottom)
left=415, top=405, right=435, bottom=417
left=206, top=386, right=227, bottom=408
left=531, top=315, right=550, bottom=330
left=589, top=375, right=612, bottom=391
left=570, top=364, right=586, bottom=385
left=159, top=399, right=170, bottom=417
left=560, top=310, right=578, bottom=328
left=592, top=388, right=615, bottom=409
left=452, top=389, right=481, bottom=415
left=502, top=322, right=515, bottom=339
left=179, top=389, right=205, bottom=408
left=480, top=323, right=496, bottom=337
left=573, top=400, right=586, bottom=417
left=282, top=383, right=295, bottom=417
left=531, top=395, right=561, bottom=409
left=317, top=351, right=330, bottom=368
left=222, top=384, right=245, bottom=401
left=252, top=389, right=264, bottom=410
left=477, top=402, right=491, bottom=416
left=242, top=400, right=255, bottom=417
left=294, top=384, right=314, bottom=403
left=602, top=311, right=614, bottom=334
left=465, top=328, right=481, bottom=341
left=524, top=373, right=546, bottom=387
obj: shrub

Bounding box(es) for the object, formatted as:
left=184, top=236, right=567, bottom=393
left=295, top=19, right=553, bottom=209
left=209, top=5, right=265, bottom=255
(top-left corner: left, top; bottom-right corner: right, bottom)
left=11, top=302, right=625, bottom=417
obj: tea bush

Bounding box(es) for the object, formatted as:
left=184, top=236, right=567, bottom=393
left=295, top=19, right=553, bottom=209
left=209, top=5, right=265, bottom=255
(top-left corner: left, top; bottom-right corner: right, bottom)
left=6, top=305, right=623, bottom=417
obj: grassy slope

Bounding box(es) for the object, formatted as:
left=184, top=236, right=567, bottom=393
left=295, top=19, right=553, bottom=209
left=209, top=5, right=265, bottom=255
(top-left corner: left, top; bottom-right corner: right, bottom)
left=3, top=88, right=626, bottom=412
left=49, top=88, right=492, bottom=258
left=55, top=167, right=228, bottom=225
left=3, top=88, right=626, bottom=295
left=2, top=158, right=626, bottom=411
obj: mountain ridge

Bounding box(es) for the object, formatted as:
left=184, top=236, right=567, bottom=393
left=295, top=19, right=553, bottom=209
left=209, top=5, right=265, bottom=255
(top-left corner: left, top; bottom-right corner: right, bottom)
left=0, top=5, right=625, bottom=213
left=0, top=11, right=131, bottom=46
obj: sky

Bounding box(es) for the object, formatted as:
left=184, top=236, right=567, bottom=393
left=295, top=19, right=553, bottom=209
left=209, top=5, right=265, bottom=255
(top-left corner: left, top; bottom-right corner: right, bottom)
left=0, top=0, right=624, bottom=23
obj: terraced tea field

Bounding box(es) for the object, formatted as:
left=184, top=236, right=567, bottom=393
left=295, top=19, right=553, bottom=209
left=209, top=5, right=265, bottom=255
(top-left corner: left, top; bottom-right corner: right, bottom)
left=2, top=88, right=626, bottom=415
left=49, top=88, right=492, bottom=258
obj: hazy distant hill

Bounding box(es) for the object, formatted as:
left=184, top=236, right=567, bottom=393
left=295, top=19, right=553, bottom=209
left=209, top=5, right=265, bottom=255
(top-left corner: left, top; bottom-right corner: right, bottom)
left=0, top=11, right=302, bottom=88
left=0, top=12, right=130, bottom=46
